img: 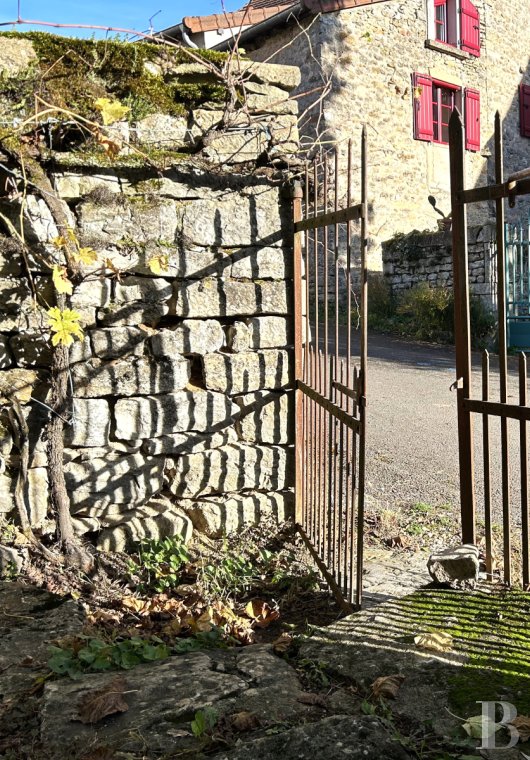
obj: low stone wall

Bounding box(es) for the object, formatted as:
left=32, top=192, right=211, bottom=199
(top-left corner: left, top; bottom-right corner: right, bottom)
left=382, top=225, right=497, bottom=308
left=0, top=35, right=300, bottom=552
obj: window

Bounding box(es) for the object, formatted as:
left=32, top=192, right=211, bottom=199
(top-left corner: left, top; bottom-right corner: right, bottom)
left=428, top=0, right=480, bottom=57
left=520, top=85, right=530, bottom=138
left=413, top=73, right=480, bottom=151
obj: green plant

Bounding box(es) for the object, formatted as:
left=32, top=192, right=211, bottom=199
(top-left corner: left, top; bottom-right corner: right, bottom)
left=48, top=635, right=169, bottom=678
left=128, top=536, right=191, bottom=593
left=0, top=560, right=19, bottom=580
left=296, top=658, right=331, bottom=689
left=173, top=627, right=235, bottom=654
left=198, top=543, right=258, bottom=600
left=191, top=707, right=218, bottom=738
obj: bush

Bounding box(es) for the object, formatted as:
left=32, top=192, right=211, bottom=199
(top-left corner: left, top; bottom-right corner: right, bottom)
left=367, top=279, right=496, bottom=347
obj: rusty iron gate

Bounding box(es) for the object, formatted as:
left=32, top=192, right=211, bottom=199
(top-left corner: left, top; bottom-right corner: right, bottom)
left=450, top=110, right=530, bottom=586
left=293, top=130, right=368, bottom=611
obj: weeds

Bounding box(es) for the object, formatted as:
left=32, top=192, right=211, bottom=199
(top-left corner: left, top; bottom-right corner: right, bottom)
left=127, top=536, right=191, bottom=594
left=48, top=635, right=169, bottom=678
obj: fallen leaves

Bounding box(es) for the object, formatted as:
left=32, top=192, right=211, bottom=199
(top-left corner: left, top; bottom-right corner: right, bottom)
left=414, top=631, right=453, bottom=653
left=245, top=599, right=280, bottom=628
left=272, top=632, right=293, bottom=654
left=511, top=715, right=530, bottom=742
left=226, top=711, right=261, bottom=732
left=76, top=676, right=129, bottom=724
left=297, top=691, right=326, bottom=707
left=370, top=674, right=405, bottom=699
left=462, top=714, right=501, bottom=740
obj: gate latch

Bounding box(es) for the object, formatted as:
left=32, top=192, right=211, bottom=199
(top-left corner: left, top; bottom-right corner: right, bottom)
left=450, top=377, right=464, bottom=392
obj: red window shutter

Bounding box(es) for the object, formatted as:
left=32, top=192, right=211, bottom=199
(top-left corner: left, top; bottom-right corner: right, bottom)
left=465, top=88, right=480, bottom=151
left=520, top=84, right=530, bottom=137
left=413, top=73, right=433, bottom=142
left=460, top=0, right=480, bottom=56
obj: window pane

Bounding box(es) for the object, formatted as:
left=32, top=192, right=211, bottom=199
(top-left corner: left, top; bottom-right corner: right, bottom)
left=435, top=3, right=447, bottom=42
left=441, top=123, right=450, bottom=143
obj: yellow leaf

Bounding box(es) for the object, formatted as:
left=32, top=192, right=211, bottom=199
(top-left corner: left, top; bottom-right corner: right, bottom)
left=74, top=247, right=98, bottom=265
left=94, top=97, right=130, bottom=126
left=52, top=235, right=68, bottom=250
left=414, top=631, right=453, bottom=653
left=47, top=307, right=84, bottom=347
left=52, top=265, right=73, bottom=296
left=148, top=254, right=170, bottom=275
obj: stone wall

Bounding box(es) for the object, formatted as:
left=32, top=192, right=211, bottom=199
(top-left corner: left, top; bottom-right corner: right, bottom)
left=247, top=0, right=530, bottom=269
left=382, top=224, right=497, bottom=307
left=0, top=36, right=301, bottom=552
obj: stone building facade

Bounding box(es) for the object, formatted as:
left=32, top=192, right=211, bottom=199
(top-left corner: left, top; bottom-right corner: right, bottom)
left=181, top=0, right=530, bottom=272
left=0, top=36, right=300, bottom=553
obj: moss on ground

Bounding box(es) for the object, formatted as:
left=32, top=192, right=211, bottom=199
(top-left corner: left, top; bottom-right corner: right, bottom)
left=397, top=587, right=530, bottom=715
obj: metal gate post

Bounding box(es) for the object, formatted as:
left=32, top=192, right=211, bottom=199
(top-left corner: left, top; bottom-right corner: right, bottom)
left=293, top=182, right=304, bottom=526
left=449, top=109, right=476, bottom=545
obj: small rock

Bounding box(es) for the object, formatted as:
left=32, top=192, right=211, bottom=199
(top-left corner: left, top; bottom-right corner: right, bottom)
left=0, top=544, right=26, bottom=576
left=427, top=544, right=479, bottom=587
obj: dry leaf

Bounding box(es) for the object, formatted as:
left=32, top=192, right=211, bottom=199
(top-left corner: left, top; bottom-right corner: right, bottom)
left=462, top=714, right=501, bottom=739
left=511, top=715, right=530, bottom=742
left=414, top=631, right=453, bottom=653
left=52, top=264, right=73, bottom=295
left=297, top=692, right=326, bottom=707
left=245, top=599, right=280, bottom=628
left=272, top=632, right=293, bottom=654
left=76, top=676, right=129, bottom=724
left=228, top=711, right=261, bottom=732
left=370, top=674, right=405, bottom=699
left=94, top=129, right=122, bottom=158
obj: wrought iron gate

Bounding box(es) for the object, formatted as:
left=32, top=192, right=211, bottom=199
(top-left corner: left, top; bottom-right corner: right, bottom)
left=293, top=131, right=368, bottom=611
left=450, top=110, right=530, bottom=586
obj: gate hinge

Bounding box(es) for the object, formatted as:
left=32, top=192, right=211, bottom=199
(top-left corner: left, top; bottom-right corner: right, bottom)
left=358, top=395, right=367, bottom=408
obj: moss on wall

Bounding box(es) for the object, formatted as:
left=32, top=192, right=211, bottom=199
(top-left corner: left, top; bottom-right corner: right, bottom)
left=0, top=32, right=228, bottom=122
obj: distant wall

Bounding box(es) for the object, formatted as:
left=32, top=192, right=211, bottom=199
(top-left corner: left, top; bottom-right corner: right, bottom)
left=382, top=224, right=497, bottom=308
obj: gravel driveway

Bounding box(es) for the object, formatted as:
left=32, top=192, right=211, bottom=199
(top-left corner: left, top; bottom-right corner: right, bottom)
left=343, top=332, right=523, bottom=525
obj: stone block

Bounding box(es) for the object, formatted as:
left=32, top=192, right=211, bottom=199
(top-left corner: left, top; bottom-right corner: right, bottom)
left=0, top=369, right=38, bottom=405
left=202, top=350, right=291, bottom=393
left=0, top=238, right=23, bottom=276
left=135, top=114, right=188, bottom=148
left=149, top=321, right=224, bottom=356
left=9, top=333, right=52, bottom=367
left=70, top=278, right=112, bottom=309
left=0, top=472, right=14, bottom=512
left=202, top=129, right=266, bottom=164
left=0, top=335, right=13, bottom=369
left=235, top=391, right=293, bottom=444
left=269, top=113, right=299, bottom=154
left=142, top=427, right=238, bottom=456
left=181, top=490, right=294, bottom=537
left=226, top=321, right=251, bottom=352
left=244, top=82, right=298, bottom=115
left=114, top=276, right=173, bottom=304
left=168, top=443, right=293, bottom=498
left=71, top=356, right=190, bottom=398
left=114, top=390, right=237, bottom=440
left=77, top=197, right=178, bottom=248
left=65, top=454, right=165, bottom=511
left=188, top=109, right=224, bottom=142
left=53, top=172, right=122, bottom=200
left=90, top=327, right=147, bottom=359
left=173, top=278, right=289, bottom=318
left=68, top=336, right=93, bottom=364
left=97, top=302, right=169, bottom=327
left=0, top=277, right=32, bottom=331
left=240, top=61, right=301, bottom=91
left=427, top=545, right=480, bottom=587
left=26, top=467, right=49, bottom=527
left=247, top=316, right=292, bottom=348
left=96, top=496, right=193, bottom=552
left=179, top=186, right=284, bottom=247
left=65, top=399, right=111, bottom=448
left=230, top=246, right=290, bottom=279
